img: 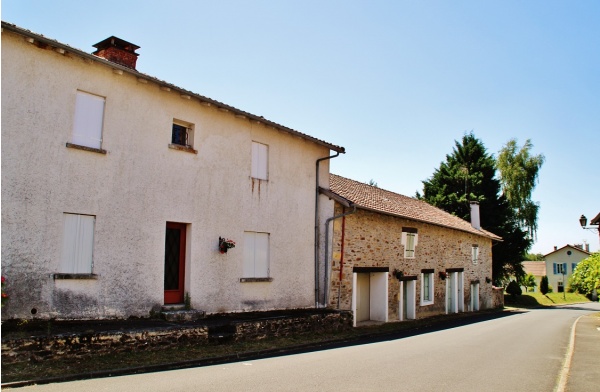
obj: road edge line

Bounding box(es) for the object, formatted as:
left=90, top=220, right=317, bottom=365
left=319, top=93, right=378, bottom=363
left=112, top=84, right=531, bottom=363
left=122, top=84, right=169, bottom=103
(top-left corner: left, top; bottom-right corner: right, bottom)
left=555, top=315, right=583, bottom=392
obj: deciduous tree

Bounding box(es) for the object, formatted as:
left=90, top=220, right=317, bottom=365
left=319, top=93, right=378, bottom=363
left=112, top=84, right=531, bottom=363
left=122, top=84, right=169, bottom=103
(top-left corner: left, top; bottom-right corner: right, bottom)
left=496, top=139, right=545, bottom=240
left=569, top=253, right=600, bottom=296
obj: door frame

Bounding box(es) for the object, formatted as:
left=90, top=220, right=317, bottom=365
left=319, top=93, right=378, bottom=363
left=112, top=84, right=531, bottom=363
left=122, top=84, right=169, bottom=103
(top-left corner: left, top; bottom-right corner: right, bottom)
left=164, top=222, right=187, bottom=304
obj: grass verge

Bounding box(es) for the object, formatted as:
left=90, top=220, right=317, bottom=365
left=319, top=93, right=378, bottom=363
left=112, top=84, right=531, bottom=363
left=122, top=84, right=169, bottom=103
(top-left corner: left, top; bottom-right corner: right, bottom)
left=504, top=291, right=591, bottom=308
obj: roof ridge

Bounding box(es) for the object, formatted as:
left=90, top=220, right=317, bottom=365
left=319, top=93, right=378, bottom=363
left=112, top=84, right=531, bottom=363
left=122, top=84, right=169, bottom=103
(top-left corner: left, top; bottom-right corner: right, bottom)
left=329, top=173, right=501, bottom=240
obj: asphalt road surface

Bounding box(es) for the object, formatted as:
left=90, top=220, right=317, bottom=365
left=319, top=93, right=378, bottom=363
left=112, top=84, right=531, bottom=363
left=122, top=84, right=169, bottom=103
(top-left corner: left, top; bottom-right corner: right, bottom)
left=21, top=303, right=600, bottom=392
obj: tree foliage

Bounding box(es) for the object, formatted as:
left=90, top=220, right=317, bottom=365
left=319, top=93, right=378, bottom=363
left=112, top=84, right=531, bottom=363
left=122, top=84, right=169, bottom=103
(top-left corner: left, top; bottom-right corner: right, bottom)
left=524, top=253, right=544, bottom=261
left=540, top=275, right=549, bottom=295
left=496, top=139, right=544, bottom=239
left=569, top=253, right=600, bottom=295
left=417, top=133, right=531, bottom=283
left=520, top=273, right=537, bottom=292
left=506, top=280, right=522, bottom=299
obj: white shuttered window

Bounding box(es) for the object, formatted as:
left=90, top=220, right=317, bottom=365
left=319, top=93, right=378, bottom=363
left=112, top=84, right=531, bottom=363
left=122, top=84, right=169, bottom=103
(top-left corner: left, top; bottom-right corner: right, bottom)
left=401, top=229, right=418, bottom=259
left=72, top=91, right=105, bottom=149
left=251, top=142, right=268, bottom=180
left=243, top=232, right=269, bottom=278
left=60, top=214, right=95, bottom=274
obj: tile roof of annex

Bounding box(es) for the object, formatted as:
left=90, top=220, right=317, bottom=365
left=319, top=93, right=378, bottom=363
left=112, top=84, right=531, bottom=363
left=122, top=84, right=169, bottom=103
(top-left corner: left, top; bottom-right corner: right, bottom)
left=329, top=174, right=502, bottom=241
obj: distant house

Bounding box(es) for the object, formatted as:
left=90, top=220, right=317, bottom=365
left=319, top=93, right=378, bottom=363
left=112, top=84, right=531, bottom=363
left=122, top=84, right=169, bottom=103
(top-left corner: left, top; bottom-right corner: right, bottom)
left=1, top=22, right=344, bottom=320
left=323, top=174, right=502, bottom=326
left=543, top=245, right=591, bottom=293
left=521, top=262, right=546, bottom=292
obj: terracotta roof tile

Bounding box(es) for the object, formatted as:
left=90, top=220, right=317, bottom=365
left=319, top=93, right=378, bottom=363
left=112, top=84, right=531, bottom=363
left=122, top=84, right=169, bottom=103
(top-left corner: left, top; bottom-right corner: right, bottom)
left=329, top=174, right=501, bottom=240
left=521, top=261, right=546, bottom=276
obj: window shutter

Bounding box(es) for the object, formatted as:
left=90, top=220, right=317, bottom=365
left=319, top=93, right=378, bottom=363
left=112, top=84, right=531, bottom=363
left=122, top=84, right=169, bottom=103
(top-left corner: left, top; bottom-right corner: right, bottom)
left=406, top=233, right=415, bottom=257
left=251, top=142, right=268, bottom=180
left=572, top=263, right=577, bottom=273
left=563, top=263, right=567, bottom=274
left=61, top=214, right=94, bottom=273
left=255, top=233, right=269, bottom=277
left=243, top=232, right=255, bottom=278
left=553, top=263, right=557, bottom=275
left=243, top=232, right=269, bottom=277
left=72, top=91, right=105, bottom=149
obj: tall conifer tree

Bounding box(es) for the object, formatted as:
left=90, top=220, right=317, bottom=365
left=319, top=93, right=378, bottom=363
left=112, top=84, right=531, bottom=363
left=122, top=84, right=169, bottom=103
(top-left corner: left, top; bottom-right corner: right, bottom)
left=417, top=133, right=530, bottom=283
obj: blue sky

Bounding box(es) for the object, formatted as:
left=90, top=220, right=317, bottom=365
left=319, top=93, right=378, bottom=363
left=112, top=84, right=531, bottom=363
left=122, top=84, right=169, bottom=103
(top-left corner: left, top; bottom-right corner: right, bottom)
left=3, top=0, right=599, bottom=253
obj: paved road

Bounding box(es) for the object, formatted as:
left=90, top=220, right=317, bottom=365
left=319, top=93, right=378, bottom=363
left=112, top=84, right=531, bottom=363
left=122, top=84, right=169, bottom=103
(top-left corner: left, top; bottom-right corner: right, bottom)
left=21, top=303, right=600, bottom=392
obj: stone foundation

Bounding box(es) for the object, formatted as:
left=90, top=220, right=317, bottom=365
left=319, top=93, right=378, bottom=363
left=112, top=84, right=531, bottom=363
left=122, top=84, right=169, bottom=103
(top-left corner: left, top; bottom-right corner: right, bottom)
left=1, top=311, right=352, bottom=364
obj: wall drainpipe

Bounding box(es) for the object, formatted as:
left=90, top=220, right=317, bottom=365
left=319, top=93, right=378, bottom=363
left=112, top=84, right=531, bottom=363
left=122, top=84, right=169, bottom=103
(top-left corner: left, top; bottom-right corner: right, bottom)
left=337, top=211, right=347, bottom=309
left=315, top=152, right=340, bottom=308
left=324, top=204, right=356, bottom=307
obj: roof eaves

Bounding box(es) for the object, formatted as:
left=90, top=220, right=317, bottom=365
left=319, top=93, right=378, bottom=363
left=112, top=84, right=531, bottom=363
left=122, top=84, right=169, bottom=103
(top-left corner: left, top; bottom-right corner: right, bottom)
left=1, top=21, right=345, bottom=154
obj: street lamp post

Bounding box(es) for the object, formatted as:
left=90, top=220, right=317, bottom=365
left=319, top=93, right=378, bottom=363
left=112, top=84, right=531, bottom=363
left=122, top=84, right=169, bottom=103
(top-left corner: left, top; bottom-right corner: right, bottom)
left=579, top=213, right=599, bottom=301
left=579, top=214, right=600, bottom=238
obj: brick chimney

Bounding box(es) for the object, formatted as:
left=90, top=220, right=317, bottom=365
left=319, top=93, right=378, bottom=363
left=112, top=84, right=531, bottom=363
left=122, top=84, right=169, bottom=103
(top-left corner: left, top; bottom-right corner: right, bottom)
left=93, top=36, right=140, bottom=69
left=470, top=202, right=480, bottom=230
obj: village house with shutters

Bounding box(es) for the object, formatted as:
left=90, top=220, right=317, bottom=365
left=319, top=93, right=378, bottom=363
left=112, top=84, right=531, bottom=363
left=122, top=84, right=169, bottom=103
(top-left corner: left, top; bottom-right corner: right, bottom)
left=323, top=175, right=503, bottom=326
left=2, top=21, right=504, bottom=326
left=1, top=22, right=345, bottom=321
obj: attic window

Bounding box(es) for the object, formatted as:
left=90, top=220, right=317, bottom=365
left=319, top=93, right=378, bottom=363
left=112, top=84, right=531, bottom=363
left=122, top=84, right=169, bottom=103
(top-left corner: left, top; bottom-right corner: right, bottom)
left=169, top=120, right=197, bottom=154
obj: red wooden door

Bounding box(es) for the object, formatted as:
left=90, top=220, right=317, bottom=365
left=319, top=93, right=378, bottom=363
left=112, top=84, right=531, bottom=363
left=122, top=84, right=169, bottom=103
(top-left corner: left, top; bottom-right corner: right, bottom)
left=164, top=222, right=186, bottom=304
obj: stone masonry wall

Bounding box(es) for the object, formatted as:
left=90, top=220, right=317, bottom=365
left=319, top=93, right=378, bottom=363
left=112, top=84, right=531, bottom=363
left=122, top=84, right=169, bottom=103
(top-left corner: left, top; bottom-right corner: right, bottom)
left=1, top=311, right=352, bottom=364
left=329, top=205, right=495, bottom=320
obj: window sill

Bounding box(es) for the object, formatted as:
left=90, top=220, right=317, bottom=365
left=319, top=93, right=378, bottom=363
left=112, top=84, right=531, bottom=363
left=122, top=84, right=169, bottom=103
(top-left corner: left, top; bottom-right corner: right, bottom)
left=53, top=273, right=98, bottom=280
left=66, top=143, right=107, bottom=154
left=239, top=277, right=273, bottom=283
left=169, top=144, right=198, bottom=154
left=420, top=301, right=434, bottom=306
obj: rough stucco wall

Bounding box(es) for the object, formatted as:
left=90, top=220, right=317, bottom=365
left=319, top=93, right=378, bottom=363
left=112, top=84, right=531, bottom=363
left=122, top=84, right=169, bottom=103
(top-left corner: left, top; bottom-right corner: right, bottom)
left=1, top=31, right=334, bottom=320
left=328, top=204, right=495, bottom=320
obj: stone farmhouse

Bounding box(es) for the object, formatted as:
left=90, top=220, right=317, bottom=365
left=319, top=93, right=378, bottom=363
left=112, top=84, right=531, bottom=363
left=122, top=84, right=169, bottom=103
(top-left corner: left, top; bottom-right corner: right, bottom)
left=543, top=245, right=591, bottom=293
left=323, top=174, right=503, bottom=326
left=1, top=22, right=345, bottom=320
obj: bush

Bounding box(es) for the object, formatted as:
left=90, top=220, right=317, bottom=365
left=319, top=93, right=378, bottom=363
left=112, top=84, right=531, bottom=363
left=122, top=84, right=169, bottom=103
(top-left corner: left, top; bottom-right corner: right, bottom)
left=540, top=275, right=549, bottom=295
left=506, top=280, right=522, bottom=299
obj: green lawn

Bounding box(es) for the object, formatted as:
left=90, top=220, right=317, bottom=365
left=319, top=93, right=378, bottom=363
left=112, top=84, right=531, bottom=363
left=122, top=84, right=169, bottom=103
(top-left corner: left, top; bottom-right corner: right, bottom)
left=504, top=291, right=591, bottom=308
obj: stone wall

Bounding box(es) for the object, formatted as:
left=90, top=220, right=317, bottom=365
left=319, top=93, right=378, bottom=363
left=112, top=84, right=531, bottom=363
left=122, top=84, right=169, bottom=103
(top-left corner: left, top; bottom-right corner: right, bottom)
left=328, top=205, right=495, bottom=320
left=1, top=311, right=352, bottom=364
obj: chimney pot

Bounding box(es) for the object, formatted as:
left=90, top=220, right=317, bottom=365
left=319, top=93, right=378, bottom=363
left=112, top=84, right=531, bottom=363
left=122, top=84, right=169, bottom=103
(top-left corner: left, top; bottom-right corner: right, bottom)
left=554, top=246, right=557, bottom=251
left=92, top=36, right=140, bottom=69
left=470, top=202, right=480, bottom=230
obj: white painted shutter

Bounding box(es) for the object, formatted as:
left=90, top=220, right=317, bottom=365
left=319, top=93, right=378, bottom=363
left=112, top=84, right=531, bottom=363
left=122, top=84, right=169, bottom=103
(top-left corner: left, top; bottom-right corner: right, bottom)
left=255, top=233, right=269, bottom=277
left=72, top=91, right=105, bottom=149
left=243, top=232, right=255, bottom=278
left=251, top=142, right=268, bottom=180
left=61, top=214, right=94, bottom=273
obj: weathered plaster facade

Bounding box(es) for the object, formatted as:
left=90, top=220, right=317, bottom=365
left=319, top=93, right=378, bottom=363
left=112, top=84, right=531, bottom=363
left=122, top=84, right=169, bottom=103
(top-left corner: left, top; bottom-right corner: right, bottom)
left=1, top=24, right=343, bottom=320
